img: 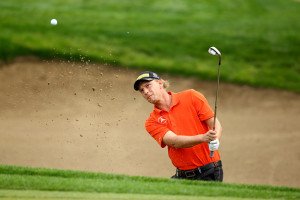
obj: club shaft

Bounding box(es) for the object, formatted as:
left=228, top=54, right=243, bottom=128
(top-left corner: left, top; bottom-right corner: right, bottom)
left=213, top=61, right=221, bottom=130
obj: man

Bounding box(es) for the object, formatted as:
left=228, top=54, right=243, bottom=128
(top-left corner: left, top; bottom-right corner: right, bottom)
left=134, top=71, right=223, bottom=181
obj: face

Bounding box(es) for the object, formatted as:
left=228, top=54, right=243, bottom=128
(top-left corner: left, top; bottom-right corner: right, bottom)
left=139, top=80, right=163, bottom=104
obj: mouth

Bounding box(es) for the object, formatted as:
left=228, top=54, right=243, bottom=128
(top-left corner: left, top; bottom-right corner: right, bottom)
left=146, top=94, right=153, bottom=100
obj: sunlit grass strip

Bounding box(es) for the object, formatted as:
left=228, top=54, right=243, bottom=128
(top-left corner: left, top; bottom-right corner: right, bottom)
left=0, top=189, right=254, bottom=200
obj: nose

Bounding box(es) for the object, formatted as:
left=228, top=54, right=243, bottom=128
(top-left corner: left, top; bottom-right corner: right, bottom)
left=142, top=87, right=149, bottom=95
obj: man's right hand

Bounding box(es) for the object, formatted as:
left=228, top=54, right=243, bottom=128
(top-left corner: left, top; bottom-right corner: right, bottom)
left=202, top=130, right=217, bottom=143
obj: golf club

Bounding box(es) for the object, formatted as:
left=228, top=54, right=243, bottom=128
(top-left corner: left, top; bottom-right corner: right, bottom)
left=208, top=46, right=221, bottom=157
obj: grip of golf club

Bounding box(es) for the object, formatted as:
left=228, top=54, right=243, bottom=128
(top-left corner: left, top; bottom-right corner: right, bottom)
left=210, top=125, right=216, bottom=158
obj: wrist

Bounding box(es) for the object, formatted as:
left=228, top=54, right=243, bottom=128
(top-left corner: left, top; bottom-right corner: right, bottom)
left=198, top=134, right=205, bottom=143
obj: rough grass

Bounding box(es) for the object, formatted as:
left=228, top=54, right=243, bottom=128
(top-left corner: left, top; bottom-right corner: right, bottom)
left=0, top=0, right=299, bottom=92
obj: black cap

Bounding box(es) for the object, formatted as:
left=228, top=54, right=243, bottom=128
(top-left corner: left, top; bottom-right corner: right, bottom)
left=133, top=71, right=160, bottom=91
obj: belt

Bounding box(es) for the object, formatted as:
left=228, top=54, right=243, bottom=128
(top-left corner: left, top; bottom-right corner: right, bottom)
left=176, top=160, right=222, bottom=179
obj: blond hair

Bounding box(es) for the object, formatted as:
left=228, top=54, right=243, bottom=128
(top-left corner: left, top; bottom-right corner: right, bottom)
left=162, top=79, right=170, bottom=89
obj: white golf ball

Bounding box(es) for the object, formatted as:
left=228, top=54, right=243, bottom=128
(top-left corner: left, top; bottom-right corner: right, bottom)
left=50, top=19, right=57, bottom=25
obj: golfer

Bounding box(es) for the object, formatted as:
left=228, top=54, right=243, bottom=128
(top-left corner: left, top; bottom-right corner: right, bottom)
left=134, top=71, right=223, bottom=181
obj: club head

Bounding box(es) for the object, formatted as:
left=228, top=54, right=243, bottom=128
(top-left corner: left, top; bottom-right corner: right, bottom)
left=208, top=47, right=221, bottom=56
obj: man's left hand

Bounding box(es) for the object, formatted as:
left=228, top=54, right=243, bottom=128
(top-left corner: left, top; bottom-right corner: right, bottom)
left=209, top=139, right=220, bottom=151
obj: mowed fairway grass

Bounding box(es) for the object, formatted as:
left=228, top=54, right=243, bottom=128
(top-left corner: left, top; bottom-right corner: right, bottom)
left=0, top=165, right=299, bottom=200
left=0, top=0, right=299, bottom=92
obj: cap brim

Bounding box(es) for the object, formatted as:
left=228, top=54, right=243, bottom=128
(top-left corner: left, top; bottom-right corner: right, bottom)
left=134, top=78, right=154, bottom=91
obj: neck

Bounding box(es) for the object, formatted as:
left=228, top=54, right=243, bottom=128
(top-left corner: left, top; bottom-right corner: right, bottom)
left=155, top=91, right=172, bottom=112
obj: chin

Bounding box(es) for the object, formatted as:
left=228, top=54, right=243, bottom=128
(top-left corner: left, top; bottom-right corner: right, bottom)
left=147, top=98, right=156, bottom=104
left=147, top=99, right=154, bottom=104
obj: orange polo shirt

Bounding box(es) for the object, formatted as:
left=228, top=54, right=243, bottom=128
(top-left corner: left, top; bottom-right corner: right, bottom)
left=145, top=89, right=220, bottom=170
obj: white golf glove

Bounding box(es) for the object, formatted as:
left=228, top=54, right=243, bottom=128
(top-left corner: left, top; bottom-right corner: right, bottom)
left=209, top=139, right=220, bottom=151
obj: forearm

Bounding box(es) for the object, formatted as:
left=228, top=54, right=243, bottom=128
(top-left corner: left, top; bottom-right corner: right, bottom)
left=206, top=118, right=222, bottom=139
left=214, top=119, right=222, bottom=139
left=163, top=131, right=205, bottom=149
left=172, top=134, right=204, bottom=148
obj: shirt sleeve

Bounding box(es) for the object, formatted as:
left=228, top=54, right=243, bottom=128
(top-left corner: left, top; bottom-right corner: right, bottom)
left=190, top=89, right=214, bottom=121
left=145, top=115, right=169, bottom=148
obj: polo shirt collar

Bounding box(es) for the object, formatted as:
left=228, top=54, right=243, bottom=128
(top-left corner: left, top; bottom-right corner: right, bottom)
left=154, top=91, right=180, bottom=113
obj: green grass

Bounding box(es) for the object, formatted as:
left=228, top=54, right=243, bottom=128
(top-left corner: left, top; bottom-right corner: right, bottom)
left=0, top=165, right=299, bottom=200
left=0, top=190, right=278, bottom=200
left=0, top=0, right=300, bottom=92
